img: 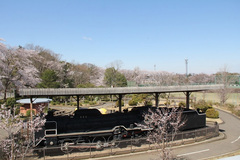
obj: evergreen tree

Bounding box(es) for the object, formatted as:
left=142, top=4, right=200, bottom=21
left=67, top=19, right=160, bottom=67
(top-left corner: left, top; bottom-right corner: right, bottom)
left=37, top=69, right=60, bottom=88
left=104, top=67, right=127, bottom=87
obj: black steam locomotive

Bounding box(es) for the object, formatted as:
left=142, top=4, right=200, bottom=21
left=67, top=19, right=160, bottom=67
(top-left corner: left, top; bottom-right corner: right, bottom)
left=35, top=106, right=206, bottom=152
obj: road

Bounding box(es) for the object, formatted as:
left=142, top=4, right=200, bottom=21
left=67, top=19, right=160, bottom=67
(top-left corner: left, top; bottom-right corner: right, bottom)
left=96, top=109, right=240, bottom=160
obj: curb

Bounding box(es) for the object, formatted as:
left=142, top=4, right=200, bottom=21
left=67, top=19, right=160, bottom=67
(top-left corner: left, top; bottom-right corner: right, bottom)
left=215, top=107, right=240, bottom=121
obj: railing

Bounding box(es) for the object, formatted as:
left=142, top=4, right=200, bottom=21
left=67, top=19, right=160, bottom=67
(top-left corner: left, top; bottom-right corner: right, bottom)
left=229, top=84, right=240, bottom=88
left=30, top=123, right=219, bottom=160
left=135, top=83, right=217, bottom=87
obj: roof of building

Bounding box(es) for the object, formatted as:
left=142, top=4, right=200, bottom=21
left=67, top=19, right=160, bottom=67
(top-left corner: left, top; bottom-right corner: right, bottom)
left=18, top=84, right=224, bottom=96
left=16, top=98, right=52, bottom=104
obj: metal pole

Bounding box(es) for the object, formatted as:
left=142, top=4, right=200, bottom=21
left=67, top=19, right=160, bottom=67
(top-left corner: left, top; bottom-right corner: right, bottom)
left=186, top=92, right=190, bottom=109
left=118, top=94, right=122, bottom=113
left=185, top=59, right=188, bottom=84
left=185, top=59, right=188, bottom=78
left=30, top=97, right=36, bottom=146
left=30, top=96, right=33, bottom=121
left=155, top=93, right=159, bottom=107
left=77, top=95, right=80, bottom=110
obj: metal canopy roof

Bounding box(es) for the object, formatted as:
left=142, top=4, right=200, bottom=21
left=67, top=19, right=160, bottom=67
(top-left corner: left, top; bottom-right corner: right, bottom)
left=16, top=98, right=52, bottom=104
left=18, top=84, right=224, bottom=97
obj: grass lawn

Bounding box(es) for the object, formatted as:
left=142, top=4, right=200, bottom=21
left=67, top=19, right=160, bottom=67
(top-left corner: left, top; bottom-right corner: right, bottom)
left=171, top=92, right=240, bottom=106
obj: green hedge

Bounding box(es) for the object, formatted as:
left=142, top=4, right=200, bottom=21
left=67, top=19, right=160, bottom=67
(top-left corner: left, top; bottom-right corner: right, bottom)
left=194, top=100, right=213, bottom=113
left=178, top=101, right=186, bottom=108
left=89, top=101, right=97, bottom=105
left=128, top=99, right=138, bottom=106
left=206, top=108, right=219, bottom=118
left=116, top=100, right=124, bottom=107
left=26, top=110, right=36, bottom=117
left=235, top=110, right=240, bottom=117
left=144, top=100, right=152, bottom=106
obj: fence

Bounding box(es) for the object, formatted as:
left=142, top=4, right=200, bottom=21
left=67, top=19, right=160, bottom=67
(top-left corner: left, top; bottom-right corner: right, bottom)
left=30, top=123, right=219, bottom=160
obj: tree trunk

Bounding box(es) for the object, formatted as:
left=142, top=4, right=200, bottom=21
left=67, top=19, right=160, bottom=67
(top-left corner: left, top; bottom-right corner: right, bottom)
left=4, top=88, right=7, bottom=101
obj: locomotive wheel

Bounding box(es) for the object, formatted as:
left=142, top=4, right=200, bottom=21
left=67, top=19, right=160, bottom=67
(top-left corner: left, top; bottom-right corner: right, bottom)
left=92, top=137, right=106, bottom=150
left=107, top=135, right=120, bottom=148
left=77, top=139, right=90, bottom=152
left=60, top=140, right=74, bottom=153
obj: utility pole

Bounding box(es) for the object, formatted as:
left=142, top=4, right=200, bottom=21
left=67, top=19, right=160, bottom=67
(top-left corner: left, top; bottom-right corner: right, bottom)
left=185, top=59, right=188, bottom=83
left=185, top=59, right=188, bottom=78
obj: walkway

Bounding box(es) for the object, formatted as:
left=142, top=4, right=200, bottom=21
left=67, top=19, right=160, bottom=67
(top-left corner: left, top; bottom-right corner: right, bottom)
left=92, top=109, right=240, bottom=160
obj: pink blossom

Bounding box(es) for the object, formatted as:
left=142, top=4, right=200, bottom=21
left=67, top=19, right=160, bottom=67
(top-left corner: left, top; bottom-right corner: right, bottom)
left=0, top=104, right=46, bottom=160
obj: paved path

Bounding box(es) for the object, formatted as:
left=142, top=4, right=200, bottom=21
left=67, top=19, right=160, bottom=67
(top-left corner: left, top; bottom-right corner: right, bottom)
left=174, top=109, right=240, bottom=160
left=94, top=109, right=240, bottom=160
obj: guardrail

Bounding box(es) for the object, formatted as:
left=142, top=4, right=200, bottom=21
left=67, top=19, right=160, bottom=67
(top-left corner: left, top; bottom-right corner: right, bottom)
left=30, top=123, right=219, bottom=160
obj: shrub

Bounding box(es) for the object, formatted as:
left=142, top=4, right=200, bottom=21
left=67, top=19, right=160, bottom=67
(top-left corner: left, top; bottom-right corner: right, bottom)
left=164, top=101, right=170, bottom=106
left=144, top=100, right=152, bottom=106
left=206, top=108, right=219, bottom=118
left=128, top=94, right=151, bottom=106
left=128, top=99, right=138, bottom=106
left=51, top=101, right=56, bottom=105
left=235, top=110, right=240, bottom=117
left=15, top=106, right=20, bottom=115
left=226, top=103, right=235, bottom=111
left=115, top=100, right=124, bottom=107
left=160, top=93, right=167, bottom=99
left=84, top=100, right=89, bottom=104
left=89, top=101, right=97, bottom=105
left=178, top=101, right=186, bottom=108
left=51, top=101, right=60, bottom=105
left=6, top=98, right=16, bottom=108
left=131, top=94, right=150, bottom=104
left=0, top=99, right=5, bottom=105
left=71, top=102, right=78, bottom=106
left=26, top=110, right=36, bottom=117
left=194, top=100, right=212, bottom=113
left=44, top=107, right=50, bottom=113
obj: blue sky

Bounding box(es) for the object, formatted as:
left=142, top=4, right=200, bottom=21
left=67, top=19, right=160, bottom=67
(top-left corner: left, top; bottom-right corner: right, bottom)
left=1, top=0, right=240, bottom=74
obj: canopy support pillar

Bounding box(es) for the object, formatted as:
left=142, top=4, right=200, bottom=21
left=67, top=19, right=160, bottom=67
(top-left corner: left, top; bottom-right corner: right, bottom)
left=184, top=91, right=192, bottom=109
left=30, top=96, right=33, bottom=121
left=154, top=93, right=160, bottom=107
left=77, top=95, right=80, bottom=110
left=117, top=94, right=123, bottom=113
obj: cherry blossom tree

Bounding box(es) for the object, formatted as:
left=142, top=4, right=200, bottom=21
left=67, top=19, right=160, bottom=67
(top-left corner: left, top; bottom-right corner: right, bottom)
left=138, top=107, right=185, bottom=160
left=215, top=66, right=234, bottom=105
left=0, top=104, right=46, bottom=160
left=25, top=44, right=62, bottom=75
left=188, top=73, right=214, bottom=84
left=0, top=40, right=40, bottom=100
